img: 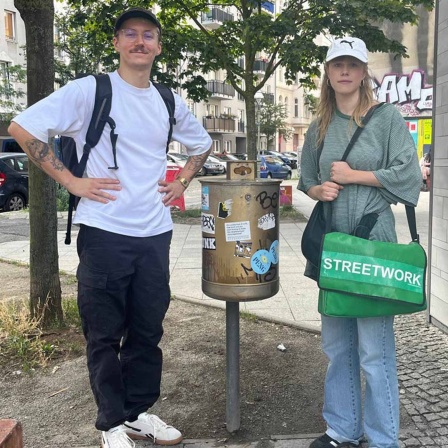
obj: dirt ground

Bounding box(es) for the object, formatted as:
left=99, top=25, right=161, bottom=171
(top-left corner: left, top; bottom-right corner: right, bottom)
left=0, top=261, right=328, bottom=448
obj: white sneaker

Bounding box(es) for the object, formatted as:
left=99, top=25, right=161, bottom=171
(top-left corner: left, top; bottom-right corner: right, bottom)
left=124, top=413, right=183, bottom=445
left=101, top=425, right=135, bottom=448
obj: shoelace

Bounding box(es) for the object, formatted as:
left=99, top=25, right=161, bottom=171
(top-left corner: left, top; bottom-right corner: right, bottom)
left=106, top=429, right=135, bottom=448
left=141, top=414, right=171, bottom=442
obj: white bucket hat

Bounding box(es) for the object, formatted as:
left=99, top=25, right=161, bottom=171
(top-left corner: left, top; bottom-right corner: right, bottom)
left=326, top=37, right=368, bottom=63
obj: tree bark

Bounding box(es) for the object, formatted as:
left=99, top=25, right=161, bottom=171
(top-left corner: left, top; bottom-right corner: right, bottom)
left=14, top=0, right=63, bottom=327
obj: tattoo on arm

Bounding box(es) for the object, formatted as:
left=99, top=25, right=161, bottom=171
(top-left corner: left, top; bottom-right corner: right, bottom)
left=185, top=152, right=210, bottom=176
left=26, top=139, right=65, bottom=172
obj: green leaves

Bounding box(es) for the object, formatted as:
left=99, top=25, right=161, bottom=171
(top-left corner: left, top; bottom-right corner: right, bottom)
left=59, top=0, right=434, bottom=158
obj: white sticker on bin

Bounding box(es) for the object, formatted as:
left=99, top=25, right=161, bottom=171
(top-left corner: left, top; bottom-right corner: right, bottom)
left=201, top=213, right=215, bottom=234
left=258, top=213, right=275, bottom=230
left=225, top=221, right=251, bottom=242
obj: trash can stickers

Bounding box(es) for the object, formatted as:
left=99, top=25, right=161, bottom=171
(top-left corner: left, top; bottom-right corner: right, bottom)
left=201, top=183, right=279, bottom=285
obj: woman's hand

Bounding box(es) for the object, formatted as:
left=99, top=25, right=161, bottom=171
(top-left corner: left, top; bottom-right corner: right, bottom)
left=330, top=161, right=352, bottom=184
left=308, top=182, right=343, bottom=202
left=330, top=161, right=382, bottom=187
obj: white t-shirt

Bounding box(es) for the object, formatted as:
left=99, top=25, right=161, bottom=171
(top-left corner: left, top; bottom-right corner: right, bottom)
left=13, top=71, right=212, bottom=237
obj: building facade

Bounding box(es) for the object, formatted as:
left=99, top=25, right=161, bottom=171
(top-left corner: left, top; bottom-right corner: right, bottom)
left=0, top=0, right=26, bottom=136
left=429, top=0, right=448, bottom=332
left=369, top=7, right=435, bottom=161
left=170, top=1, right=312, bottom=156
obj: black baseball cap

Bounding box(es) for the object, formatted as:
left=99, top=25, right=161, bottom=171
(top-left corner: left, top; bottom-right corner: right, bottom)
left=114, top=7, right=162, bottom=36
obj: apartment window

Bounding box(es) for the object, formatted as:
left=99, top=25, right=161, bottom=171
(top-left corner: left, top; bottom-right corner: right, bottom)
left=4, top=10, right=15, bottom=40
left=223, top=106, right=231, bottom=116
left=0, top=62, right=8, bottom=80
left=206, top=104, right=218, bottom=117
left=294, top=98, right=299, bottom=118
left=224, top=141, right=232, bottom=152
left=212, top=140, right=221, bottom=153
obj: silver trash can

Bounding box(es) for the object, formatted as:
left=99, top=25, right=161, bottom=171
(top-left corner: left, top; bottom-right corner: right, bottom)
left=200, top=178, right=281, bottom=302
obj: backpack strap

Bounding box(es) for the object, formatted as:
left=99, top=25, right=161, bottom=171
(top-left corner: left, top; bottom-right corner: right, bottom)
left=152, top=82, right=176, bottom=153
left=65, top=74, right=114, bottom=245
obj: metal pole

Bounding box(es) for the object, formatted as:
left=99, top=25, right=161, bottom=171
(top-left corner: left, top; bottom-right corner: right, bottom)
left=226, top=301, right=240, bottom=432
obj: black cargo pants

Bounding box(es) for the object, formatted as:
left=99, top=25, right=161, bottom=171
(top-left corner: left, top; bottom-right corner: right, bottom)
left=76, top=224, right=172, bottom=431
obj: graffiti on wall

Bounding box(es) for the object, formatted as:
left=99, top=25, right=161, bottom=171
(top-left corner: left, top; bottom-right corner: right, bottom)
left=374, top=70, right=433, bottom=117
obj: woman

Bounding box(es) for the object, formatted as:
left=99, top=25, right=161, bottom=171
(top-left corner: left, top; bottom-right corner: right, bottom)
left=299, top=37, right=421, bottom=448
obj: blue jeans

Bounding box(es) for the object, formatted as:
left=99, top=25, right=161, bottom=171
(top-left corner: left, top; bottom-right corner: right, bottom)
left=321, top=315, right=399, bottom=448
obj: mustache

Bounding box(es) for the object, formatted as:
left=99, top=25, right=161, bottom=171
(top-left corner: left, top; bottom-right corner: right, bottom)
left=130, top=45, right=148, bottom=53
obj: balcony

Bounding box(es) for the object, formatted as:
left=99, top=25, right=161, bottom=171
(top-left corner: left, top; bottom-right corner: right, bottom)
left=201, top=7, right=234, bottom=29
left=207, top=80, right=235, bottom=99
left=253, top=59, right=268, bottom=75
left=261, top=1, right=275, bottom=14
left=203, top=116, right=236, bottom=133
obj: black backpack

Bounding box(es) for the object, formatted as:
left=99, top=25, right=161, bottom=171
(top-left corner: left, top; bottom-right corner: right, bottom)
left=61, top=74, right=176, bottom=244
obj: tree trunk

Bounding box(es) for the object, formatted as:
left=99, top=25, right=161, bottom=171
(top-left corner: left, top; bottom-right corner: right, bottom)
left=14, top=0, right=63, bottom=327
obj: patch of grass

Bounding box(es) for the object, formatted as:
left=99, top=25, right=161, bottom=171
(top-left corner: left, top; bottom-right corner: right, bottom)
left=172, top=208, right=202, bottom=218
left=171, top=208, right=202, bottom=224
left=56, top=186, right=70, bottom=212
left=279, top=204, right=307, bottom=221
left=0, top=297, right=86, bottom=373
left=0, top=300, right=54, bottom=372
left=62, top=298, right=82, bottom=330
left=240, top=310, right=259, bottom=322
left=172, top=206, right=306, bottom=223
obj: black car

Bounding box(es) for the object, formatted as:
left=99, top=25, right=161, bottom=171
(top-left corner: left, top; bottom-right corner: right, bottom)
left=0, top=153, right=29, bottom=211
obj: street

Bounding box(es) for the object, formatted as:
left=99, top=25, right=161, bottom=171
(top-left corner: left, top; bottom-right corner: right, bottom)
left=0, top=173, right=430, bottom=251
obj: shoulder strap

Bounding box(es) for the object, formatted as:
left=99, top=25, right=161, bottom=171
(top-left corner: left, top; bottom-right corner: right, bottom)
left=341, top=103, right=383, bottom=161
left=317, top=103, right=384, bottom=165
left=405, top=205, right=420, bottom=243
left=153, top=82, right=176, bottom=153
left=320, top=103, right=384, bottom=234
left=65, top=74, right=114, bottom=245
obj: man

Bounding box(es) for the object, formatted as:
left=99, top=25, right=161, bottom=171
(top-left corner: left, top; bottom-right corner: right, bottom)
left=9, top=7, right=212, bottom=448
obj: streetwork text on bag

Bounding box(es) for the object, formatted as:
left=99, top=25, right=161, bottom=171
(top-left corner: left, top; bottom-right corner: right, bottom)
left=321, top=253, right=423, bottom=290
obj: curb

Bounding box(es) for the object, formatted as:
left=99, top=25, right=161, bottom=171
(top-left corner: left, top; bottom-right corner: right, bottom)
left=172, top=294, right=321, bottom=335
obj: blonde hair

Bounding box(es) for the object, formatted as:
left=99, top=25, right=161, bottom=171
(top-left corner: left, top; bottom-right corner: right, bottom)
left=316, top=63, right=375, bottom=145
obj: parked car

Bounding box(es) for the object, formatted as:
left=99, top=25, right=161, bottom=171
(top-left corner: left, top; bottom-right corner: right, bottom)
left=1, top=138, right=23, bottom=154
left=167, top=152, right=188, bottom=168
left=259, top=155, right=292, bottom=179
left=283, top=151, right=298, bottom=161
left=233, top=153, right=247, bottom=160
left=0, top=153, right=29, bottom=211
left=198, top=157, right=226, bottom=176
left=260, top=150, right=297, bottom=169
left=208, top=154, right=227, bottom=173
left=214, top=153, right=241, bottom=162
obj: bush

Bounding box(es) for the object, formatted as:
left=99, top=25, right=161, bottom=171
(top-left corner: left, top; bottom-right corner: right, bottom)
left=56, top=186, right=70, bottom=212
